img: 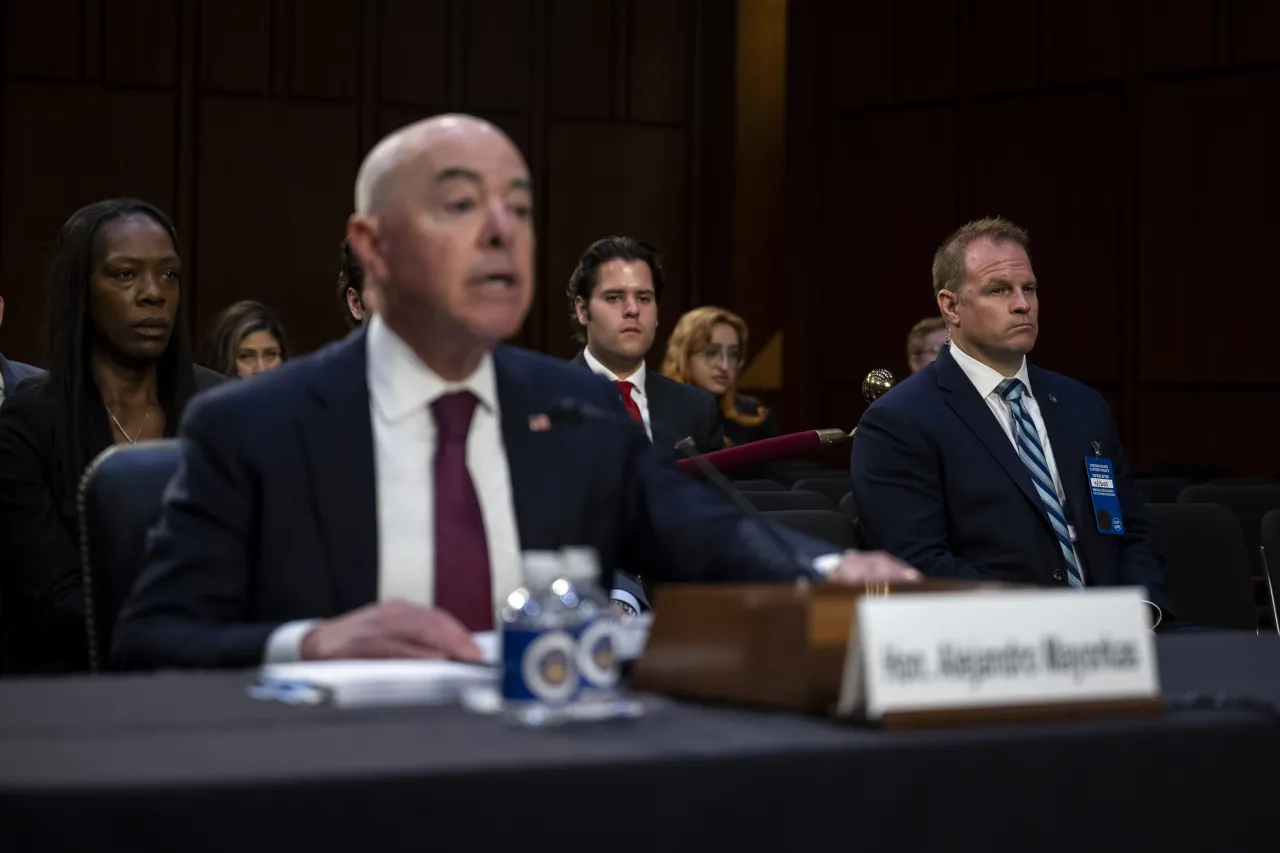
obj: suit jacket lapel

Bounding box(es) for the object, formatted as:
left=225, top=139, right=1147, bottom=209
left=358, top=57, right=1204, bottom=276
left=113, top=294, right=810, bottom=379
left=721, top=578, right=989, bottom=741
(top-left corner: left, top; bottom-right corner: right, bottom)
left=935, top=347, right=1050, bottom=520
left=0, top=355, right=14, bottom=398
left=1029, top=367, right=1089, bottom=531
left=495, top=347, right=565, bottom=551
left=300, top=331, right=378, bottom=612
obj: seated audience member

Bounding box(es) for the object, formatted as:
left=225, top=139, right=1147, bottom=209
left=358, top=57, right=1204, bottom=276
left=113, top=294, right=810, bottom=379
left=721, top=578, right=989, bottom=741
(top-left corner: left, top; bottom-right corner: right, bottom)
left=852, top=218, right=1170, bottom=618
left=201, top=300, right=290, bottom=379
left=112, top=115, right=917, bottom=671
left=0, top=294, right=44, bottom=406
left=662, top=306, right=778, bottom=448
left=907, top=316, right=947, bottom=374
left=338, top=238, right=367, bottom=327
left=567, top=236, right=723, bottom=455
left=0, top=199, right=224, bottom=673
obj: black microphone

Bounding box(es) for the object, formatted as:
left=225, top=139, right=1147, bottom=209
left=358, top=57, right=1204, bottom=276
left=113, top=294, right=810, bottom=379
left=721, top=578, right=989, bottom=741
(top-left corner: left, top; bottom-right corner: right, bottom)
left=541, top=398, right=819, bottom=580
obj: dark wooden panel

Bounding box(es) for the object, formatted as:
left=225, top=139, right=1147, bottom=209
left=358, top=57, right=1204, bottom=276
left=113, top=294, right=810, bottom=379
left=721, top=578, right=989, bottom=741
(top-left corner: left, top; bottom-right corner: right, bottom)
left=1139, top=0, right=1214, bottom=74
left=1135, top=391, right=1280, bottom=476
left=892, top=0, right=958, bottom=103
left=549, top=0, right=613, bottom=119
left=968, top=90, right=1125, bottom=382
left=199, top=0, right=271, bottom=93
left=0, top=84, right=175, bottom=364
left=196, top=96, right=360, bottom=354
left=378, top=0, right=448, bottom=105
left=292, top=0, right=360, bottom=99
left=1046, top=0, right=1123, bottom=84
left=969, top=0, right=1038, bottom=94
left=819, top=0, right=890, bottom=112
left=1139, top=74, right=1280, bottom=385
left=821, top=107, right=957, bottom=385
left=4, top=0, right=82, bottom=79
left=1230, top=0, right=1280, bottom=65
left=628, top=0, right=690, bottom=123
left=464, top=0, right=533, bottom=112
left=102, top=0, right=178, bottom=88
left=545, top=122, right=688, bottom=359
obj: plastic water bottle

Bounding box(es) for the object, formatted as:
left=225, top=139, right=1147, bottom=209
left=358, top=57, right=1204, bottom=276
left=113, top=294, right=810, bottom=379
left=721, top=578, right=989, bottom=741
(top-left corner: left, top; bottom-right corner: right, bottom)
left=559, top=547, right=620, bottom=706
left=500, top=551, right=586, bottom=727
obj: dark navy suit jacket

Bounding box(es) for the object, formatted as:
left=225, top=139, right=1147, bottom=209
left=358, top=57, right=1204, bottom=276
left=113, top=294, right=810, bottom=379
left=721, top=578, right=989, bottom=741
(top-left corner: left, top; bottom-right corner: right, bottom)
left=570, top=350, right=724, bottom=456
left=0, top=354, right=43, bottom=402
left=852, top=345, right=1170, bottom=613
left=113, top=331, right=825, bottom=670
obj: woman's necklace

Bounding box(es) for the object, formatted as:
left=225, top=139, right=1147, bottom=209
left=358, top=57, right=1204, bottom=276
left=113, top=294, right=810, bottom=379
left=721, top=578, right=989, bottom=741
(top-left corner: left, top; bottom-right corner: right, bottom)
left=106, top=404, right=153, bottom=444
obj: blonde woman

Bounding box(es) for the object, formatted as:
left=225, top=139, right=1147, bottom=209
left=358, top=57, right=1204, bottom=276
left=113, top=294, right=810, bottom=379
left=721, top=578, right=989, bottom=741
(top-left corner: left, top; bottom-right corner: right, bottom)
left=662, top=306, right=778, bottom=447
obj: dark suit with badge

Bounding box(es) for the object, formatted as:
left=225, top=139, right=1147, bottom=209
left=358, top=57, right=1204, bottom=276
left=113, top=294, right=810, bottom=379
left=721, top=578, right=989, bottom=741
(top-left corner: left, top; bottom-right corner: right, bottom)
left=851, top=345, right=1171, bottom=614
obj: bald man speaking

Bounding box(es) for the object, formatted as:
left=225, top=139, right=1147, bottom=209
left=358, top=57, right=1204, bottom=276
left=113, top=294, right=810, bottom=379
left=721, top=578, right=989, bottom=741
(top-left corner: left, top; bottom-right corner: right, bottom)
left=112, top=116, right=916, bottom=670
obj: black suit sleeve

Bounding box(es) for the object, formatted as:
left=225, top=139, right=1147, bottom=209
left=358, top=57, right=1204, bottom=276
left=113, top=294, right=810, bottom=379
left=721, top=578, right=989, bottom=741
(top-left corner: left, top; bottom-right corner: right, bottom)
left=851, top=403, right=983, bottom=579
left=111, top=395, right=278, bottom=670
left=1094, top=392, right=1171, bottom=613
left=0, top=403, right=87, bottom=671
left=699, top=391, right=726, bottom=453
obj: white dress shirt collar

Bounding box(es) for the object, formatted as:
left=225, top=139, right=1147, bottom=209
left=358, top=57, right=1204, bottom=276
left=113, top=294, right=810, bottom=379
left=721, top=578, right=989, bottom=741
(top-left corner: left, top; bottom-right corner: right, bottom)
left=947, top=342, right=1034, bottom=401
left=367, top=315, right=499, bottom=423
left=582, top=346, right=647, bottom=397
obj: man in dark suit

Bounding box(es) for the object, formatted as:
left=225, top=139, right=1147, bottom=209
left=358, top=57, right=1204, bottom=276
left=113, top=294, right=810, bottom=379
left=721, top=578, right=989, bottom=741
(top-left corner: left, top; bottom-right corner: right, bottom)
left=113, top=114, right=916, bottom=671
left=566, top=236, right=723, bottom=457
left=852, top=217, right=1171, bottom=619
left=0, top=294, right=44, bottom=405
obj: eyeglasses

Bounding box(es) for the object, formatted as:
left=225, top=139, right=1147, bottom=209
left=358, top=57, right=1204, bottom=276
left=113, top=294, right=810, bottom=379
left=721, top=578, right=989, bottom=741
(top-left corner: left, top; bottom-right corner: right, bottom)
left=695, top=347, right=746, bottom=369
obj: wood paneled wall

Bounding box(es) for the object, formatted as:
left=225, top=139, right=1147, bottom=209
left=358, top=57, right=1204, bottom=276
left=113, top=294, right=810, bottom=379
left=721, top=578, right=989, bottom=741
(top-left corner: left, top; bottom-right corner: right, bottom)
left=786, top=0, right=1280, bottom=476
left=0, top=0, right=732, bottom=365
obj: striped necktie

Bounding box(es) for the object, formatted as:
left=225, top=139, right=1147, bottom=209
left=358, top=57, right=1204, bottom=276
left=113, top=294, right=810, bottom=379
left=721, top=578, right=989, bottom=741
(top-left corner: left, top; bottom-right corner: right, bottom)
left=996, top=377, right=1084, bottom=589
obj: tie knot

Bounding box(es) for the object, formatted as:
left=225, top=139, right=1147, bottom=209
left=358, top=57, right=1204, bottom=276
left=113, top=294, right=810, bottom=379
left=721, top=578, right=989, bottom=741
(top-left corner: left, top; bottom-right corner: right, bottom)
left=996, top=377, right=1025, bottom=402
left=616, top=380, right=635, bottom=399
left=432, top=391, right=479, bottom=441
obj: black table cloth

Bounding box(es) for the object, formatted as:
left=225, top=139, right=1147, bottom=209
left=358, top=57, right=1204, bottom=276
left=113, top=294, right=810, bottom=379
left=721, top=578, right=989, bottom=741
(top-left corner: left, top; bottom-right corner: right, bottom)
left=0, top=632, right=1277, bottom=853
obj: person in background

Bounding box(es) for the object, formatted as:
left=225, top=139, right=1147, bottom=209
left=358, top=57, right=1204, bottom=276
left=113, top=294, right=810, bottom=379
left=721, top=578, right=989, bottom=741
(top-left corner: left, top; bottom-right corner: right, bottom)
left=907, top=316, right=947, bottom=374
left=662, top=306, right=778, bottom=447
left=0, top=198, right=224, bottom=673
left=337, top=238, right=367, bottom=327
left=853, top=217, right=1170, bottom=621
left=0, top=292, right=44, bottom=406
left=112, top=115, right=918, bottom=671
left=567, top=236, right=723, bottom=455
left=201, top=300, right=290, bottom=379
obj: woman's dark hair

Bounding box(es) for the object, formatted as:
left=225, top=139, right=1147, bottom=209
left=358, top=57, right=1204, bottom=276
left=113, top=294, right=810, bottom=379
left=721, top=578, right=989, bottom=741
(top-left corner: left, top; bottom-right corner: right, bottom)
left=200, top=300, right=290, bottom=377
left=44, top=198, right=195, bottom=498
left=337, top=238, right=365, bottom=328
left=565, top=236, right=665, bottom=344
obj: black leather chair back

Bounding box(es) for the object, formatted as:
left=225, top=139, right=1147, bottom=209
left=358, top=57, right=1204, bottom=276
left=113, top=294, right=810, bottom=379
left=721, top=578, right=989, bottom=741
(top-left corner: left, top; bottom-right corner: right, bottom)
left=77, top=440, right=182, bottom=671
left=730, top=478, right=784, bottom=491
left=762, top=509, right=857, bottom=551
left=792, top=477, right=852, bottom=508
left=837, top=492, right=858, bottom=523
left=743, top=490, right=833, bottom=512
left=1179, top=484, right=1280, bottom=579
left=1133, top=477, right=1189, bottom=504
left=1148, top=503, right=1255, bottom=630
left=1260, top=510, right=1280, bottom=635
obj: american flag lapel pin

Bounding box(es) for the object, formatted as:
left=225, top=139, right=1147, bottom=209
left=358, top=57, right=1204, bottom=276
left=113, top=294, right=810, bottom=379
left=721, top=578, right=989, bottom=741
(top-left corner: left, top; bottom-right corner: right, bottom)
left=1048, top=393, right=1058, bottom=404
left=528, top=414, right=551, bottom=432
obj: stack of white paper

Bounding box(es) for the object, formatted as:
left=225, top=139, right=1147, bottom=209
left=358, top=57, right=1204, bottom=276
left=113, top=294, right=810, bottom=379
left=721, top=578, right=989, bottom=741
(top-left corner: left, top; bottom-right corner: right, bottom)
left=258, top=659, right=497, bottom=708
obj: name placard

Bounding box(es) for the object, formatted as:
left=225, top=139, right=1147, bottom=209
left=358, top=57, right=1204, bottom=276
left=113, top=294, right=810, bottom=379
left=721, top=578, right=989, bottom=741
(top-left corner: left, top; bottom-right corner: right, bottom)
left=845, top=588, right=1160, bottom=720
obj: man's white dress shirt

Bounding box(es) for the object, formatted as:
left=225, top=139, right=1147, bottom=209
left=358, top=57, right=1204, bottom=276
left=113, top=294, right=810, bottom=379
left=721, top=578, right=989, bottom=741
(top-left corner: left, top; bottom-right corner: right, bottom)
left=581, top=347, right=653, bottom=442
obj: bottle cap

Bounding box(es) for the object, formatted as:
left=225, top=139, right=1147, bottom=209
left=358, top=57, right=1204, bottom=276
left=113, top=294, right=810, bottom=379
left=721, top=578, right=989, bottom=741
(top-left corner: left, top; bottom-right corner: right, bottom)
left=559, top=546, right=601, bottom=584
left=521, top=550, right=564, bottom=588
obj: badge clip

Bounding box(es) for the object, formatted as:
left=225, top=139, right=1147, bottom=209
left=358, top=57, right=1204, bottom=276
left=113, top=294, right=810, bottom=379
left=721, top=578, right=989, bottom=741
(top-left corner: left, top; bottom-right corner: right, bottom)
left=1091, top=440, right=1101, bottom=458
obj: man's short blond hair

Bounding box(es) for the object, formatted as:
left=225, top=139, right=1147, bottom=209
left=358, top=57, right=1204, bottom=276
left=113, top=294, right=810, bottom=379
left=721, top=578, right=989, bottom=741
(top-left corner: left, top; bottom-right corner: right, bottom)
left=931, top=217, right=1030, bottom=297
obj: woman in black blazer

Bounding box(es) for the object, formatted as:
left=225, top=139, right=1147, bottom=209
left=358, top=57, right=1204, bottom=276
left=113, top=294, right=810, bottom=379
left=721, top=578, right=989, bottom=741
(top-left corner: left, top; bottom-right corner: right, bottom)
left=0, top=199, right=223, bottom=674
left=661, top=306, right=780, bottom=447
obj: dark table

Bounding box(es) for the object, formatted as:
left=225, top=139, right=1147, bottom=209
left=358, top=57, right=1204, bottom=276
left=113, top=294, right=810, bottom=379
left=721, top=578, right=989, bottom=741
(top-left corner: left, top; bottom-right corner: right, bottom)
left=0, top=633, right=1277, bottom=853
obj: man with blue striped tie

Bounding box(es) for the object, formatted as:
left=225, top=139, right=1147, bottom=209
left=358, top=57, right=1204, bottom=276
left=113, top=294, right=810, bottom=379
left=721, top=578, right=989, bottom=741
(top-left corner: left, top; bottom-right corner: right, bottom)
left=852, top=217, right=1171, bottom=622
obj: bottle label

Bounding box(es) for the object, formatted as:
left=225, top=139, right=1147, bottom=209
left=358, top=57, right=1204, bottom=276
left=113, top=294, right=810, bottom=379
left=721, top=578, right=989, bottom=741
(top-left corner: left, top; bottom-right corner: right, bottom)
left=576, top=618, right=620, bottom=692
left=502, top=627, right=580, bottom=704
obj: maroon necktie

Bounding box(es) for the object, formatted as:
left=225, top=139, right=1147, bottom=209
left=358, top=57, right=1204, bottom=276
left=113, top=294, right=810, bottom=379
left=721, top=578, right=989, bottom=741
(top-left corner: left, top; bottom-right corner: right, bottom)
left=616, top=381, right=643, bottom=424
left=432, top=391, right=493, bottom=631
